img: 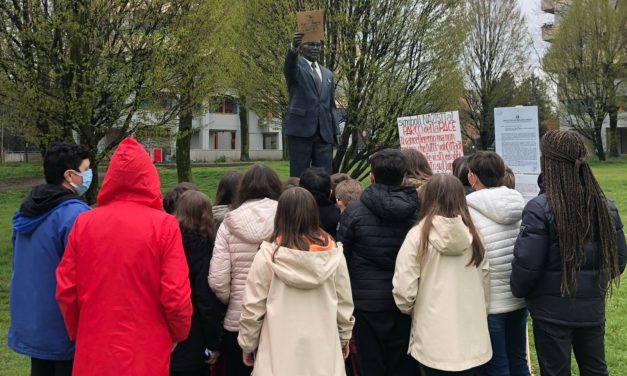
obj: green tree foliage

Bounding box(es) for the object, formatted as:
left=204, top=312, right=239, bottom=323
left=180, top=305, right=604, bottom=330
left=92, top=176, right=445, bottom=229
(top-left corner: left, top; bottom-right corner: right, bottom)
left=262, top=0, right=466, bottom=178
left=543, top=0, right=626, bottom=160
left=163, top=0, right=240, bottom=182
left=235, top=0, right=294, bottom=161
left=463, top=0, right=531, bottom=150
left=335, top=0, right=467, bottom=178
left=0, top=0, right=187, bottom=202
left=512, top=74, right=557, bottom=135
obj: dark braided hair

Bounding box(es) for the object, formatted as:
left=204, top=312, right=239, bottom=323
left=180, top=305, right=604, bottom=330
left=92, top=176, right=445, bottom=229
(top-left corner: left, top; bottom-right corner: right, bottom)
left=540, top=129, right=620, bottom=296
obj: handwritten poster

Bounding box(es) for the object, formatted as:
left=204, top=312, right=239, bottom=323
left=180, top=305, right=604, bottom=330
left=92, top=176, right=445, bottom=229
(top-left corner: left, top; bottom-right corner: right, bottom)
left=397, top=111, right=463, bottom=173
left=297, top=10, right=324, bottom=42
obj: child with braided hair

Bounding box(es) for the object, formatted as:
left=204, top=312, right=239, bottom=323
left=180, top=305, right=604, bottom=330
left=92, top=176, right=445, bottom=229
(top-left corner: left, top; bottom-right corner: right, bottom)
left=511, top=129, right=627, bottom=376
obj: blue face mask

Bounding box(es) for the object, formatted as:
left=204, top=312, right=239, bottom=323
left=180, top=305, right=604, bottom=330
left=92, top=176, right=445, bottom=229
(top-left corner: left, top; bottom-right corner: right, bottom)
left=70, top=169, right=93, bottom=196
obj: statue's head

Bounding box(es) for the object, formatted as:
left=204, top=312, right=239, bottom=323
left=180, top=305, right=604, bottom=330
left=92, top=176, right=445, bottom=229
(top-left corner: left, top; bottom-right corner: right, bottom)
left=300, top=40, right=322, bottom=62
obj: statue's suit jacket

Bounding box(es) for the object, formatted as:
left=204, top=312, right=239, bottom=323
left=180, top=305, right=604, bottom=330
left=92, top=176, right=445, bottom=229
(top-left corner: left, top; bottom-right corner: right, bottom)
left=283, top=46, right=339, bottom=144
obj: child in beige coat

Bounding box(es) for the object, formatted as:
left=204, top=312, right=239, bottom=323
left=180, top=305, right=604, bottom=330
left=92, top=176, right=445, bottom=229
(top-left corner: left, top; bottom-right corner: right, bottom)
left=393, top=174, right=492, bottom=375
left=238, top=187, right=355, bottom=376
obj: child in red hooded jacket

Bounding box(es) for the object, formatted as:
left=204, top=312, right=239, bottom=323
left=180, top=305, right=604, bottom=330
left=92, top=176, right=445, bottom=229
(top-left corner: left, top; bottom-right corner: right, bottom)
left=56, top=138, right=192, bottom=376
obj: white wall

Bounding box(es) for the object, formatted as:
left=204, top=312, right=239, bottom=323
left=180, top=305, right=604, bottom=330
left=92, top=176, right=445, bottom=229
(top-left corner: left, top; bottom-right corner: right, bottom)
left=170, top=97, right=284, bottom=160
left=190, top=149, right=283, bottom=162
left=601, top=111, right=627, bottom=154
left=3, top=152, right=42, bottom=163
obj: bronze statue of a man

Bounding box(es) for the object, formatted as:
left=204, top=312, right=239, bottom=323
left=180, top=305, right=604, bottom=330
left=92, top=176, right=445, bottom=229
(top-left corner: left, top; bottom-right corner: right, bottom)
left=283, top=32, right=339, bottom=178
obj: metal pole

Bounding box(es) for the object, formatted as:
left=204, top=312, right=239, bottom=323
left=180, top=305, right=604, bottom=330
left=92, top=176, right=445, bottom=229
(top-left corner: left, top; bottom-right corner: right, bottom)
left=1, top=126, right=4, bottom=163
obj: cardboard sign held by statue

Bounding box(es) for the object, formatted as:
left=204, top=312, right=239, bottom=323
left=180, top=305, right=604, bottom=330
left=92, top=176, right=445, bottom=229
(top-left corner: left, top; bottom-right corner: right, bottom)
left=297, top=10, right=324, bottom=42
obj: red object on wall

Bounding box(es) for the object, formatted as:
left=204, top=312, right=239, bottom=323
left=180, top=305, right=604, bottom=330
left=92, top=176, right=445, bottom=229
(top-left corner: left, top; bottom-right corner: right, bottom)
left=152, top=148, right=162, bottom=163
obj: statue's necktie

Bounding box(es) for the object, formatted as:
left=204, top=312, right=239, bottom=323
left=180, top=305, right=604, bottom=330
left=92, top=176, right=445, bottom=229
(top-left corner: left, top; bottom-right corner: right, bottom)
left=311, top=62, right=322, bottom=94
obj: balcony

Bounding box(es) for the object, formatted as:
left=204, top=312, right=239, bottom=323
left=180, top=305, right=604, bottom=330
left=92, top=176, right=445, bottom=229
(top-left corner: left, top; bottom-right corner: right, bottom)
left=541, top=0, right=555, bottom=13
left=541, top=0, right=571, bottom=14
left=542, top=23, right=555, bottom=42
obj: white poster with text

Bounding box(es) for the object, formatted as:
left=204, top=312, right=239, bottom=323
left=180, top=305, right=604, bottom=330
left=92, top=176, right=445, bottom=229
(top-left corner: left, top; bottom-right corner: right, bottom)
left=397, top=111, right=463, bottom=173
left=494, top=106, right=541, bottom=174
left=514, top=174, right=541, bottom=203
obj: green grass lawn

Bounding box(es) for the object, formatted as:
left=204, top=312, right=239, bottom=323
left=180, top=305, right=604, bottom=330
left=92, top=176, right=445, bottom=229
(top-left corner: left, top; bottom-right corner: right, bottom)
left=157, top=161, right=291, bottom=198
left=0, top=158, right=626, bottom=375
left=0, top=163, right=43, bottom=181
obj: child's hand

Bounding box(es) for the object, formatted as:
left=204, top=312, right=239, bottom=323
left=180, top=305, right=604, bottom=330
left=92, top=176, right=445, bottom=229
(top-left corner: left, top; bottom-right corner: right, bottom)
left=206, top=350, right=220, bottom=365
left=242, top=351, right=255, bottom=367
left=342, top=343, right=350, bottom=359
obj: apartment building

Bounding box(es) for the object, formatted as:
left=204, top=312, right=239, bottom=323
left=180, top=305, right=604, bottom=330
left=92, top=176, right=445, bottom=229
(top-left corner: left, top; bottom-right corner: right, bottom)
left=541, top=0, right=627, bottom=154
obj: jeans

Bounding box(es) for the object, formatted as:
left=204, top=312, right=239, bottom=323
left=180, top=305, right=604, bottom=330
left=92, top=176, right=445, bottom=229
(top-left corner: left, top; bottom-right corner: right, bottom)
left=485, top=308, right=530, bottom=376
left=287, top=133, right=333, bottom=178
left=533, top=320, right=608, bottom=376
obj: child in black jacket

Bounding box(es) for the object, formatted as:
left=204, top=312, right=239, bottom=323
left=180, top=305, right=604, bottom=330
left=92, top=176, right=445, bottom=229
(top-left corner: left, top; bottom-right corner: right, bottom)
left=337, top=149, right=419, bottom=376
left=170, top=190, right=226, bottom=376
left=511, top=130, right=627, bottom=376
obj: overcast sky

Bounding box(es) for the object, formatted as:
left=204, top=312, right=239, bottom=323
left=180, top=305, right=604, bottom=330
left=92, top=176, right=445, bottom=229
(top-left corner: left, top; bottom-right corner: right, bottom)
left=517, top=0, right=554, bottom=68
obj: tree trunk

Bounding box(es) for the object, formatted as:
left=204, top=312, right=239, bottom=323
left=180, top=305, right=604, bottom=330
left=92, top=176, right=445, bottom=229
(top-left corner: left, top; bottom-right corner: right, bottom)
left=608, top=108, right=619, bottom=158
left=36, top=120, right=50, bottom=157
left=176, top=109, right=193, bottom=182
left=333, top=128, right=349, bottom=172
left=282, top=134, right=289, bottom=160
left=343, top=130, right=363, bottom=176
left=239, top=102, right=250, bottom=161
left=85, top=160, right=99, bottom=206
left=479, top=130, right=489, bottom=151
left=593, top=127, right=606, bottom=161
left=480, top=95, right=491, bottom=150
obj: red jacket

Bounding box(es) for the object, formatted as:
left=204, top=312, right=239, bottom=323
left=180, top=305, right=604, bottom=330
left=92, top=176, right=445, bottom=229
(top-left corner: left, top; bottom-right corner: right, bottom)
left=56, top=138, right=192, bottom=375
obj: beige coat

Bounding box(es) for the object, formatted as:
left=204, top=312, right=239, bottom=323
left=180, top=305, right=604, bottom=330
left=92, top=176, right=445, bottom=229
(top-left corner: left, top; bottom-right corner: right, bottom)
left=238, top=241, right=355, bottom=376
left=209, top=198, right=277, bottom=332
left=393, top=215, right=492, bottom=372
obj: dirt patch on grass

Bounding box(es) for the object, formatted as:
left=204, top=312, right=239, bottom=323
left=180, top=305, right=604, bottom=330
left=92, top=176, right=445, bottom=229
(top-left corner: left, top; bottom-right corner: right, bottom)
left=0, top=177, right=44, bottom=193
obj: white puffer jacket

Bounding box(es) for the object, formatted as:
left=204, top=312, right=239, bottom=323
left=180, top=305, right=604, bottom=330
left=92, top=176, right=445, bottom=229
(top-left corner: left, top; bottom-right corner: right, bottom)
left=467, top=186, right=526, bottom=314
left=209, top=198, right=277, bottom=332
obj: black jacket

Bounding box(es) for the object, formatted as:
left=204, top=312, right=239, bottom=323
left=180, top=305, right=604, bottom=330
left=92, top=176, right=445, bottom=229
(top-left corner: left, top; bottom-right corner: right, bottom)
left=312, top=191, right=341, bottom=238
left=337, top=184, right=418, bottom=312
left=170, top=230, right=226, bottom=372
left=511, top=194, right=627, bottom=326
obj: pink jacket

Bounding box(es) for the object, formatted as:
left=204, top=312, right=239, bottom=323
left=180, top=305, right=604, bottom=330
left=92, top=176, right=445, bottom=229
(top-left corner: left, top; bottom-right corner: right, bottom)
left=208, top=198, right=277, bottom=332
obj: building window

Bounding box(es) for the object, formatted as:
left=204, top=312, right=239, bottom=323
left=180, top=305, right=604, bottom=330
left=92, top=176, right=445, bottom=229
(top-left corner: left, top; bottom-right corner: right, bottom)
left=190, top=130, right=201, bottom=149
left=214, top=98, right=238, bottom=114
left=263, top=133, right=278, bottom=150
left=160, top=97, right=175, bottom=110
left=210, top=131, right=237, bottom=150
